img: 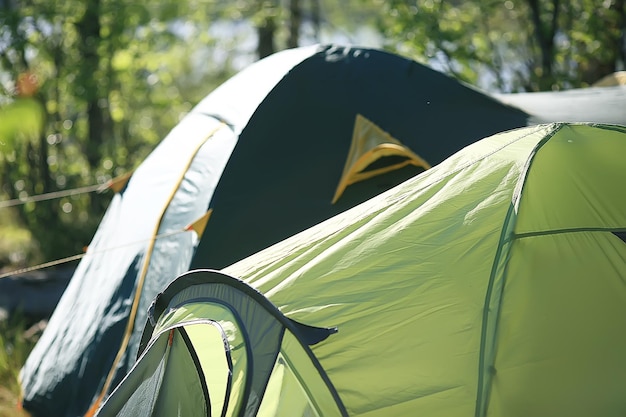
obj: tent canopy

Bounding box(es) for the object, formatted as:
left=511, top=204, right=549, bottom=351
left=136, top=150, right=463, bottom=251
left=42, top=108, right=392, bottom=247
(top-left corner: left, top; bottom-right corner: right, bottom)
left=97, top=122, right=626, bottom=417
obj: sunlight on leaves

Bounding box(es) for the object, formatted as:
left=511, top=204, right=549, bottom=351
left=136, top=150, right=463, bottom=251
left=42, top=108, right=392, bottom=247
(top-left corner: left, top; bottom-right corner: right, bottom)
left=0, top=99, right=46, bottom=151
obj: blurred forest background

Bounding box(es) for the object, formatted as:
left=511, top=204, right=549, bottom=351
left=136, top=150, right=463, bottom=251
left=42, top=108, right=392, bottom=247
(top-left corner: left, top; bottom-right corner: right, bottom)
left=0, top=0, right=624, bottom=272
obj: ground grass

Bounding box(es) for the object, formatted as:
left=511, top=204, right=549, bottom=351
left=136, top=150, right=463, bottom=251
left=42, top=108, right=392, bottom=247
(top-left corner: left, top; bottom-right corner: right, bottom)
left=0, top=316, right=35, bottom=417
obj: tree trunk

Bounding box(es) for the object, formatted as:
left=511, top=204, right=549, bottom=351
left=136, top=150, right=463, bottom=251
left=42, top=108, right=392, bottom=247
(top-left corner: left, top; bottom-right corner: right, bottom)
left=288, top=0, right=301, bottom=49
left=76, top=0, right=105, bottom=170
left=311, top=0, right=321, bottom=41
left=257, top=15, right=276, bottom=59
left=526, top=0, right=560, bottom=90
left=579, top=0, right=625, bottom=84
left=616, top=0, right=625, bottom=68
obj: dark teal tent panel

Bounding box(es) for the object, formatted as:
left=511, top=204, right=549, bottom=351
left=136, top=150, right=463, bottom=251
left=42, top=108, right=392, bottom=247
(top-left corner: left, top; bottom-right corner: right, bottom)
left=191, top=45, right=528, bottom=268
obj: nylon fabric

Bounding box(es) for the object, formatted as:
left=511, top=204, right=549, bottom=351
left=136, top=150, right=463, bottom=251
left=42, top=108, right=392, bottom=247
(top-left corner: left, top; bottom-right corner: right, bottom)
left=515, top=124, right=626, bottom=233
left=227, top=154, right=537, bottom=415
left=93, top=123, right=626, bottom=417
left=154, top=304, right=248, bottom=417
left=257, top=330, right=344, bottom=417
left=184, top=323, right=231, bottom=417
left=223, top=123, right=626, bottom=416
left=257, top=355, right=318, bottom=417
left=95, top=271, right=346, bottom=416
left=167, top=286, right=285, bottom=416
left=487, top=231, right=626, bottom=416
left=152, top=330, right=208, bottom=417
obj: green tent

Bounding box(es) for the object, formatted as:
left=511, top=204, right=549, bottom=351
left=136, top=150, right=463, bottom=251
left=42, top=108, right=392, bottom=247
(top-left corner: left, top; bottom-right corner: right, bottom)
left=96, top=122, right=626, bottom=416
left=20, top=44, right=532, bottom=417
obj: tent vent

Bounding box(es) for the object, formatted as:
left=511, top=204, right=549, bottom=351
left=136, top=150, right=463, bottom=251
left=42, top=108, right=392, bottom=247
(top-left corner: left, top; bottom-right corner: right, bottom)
left=332, top=114, right=431, bottom=204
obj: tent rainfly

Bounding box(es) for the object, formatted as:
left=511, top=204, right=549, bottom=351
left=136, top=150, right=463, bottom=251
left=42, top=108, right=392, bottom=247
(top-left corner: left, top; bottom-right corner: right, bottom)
left=96, top=122, right=626, bottom=417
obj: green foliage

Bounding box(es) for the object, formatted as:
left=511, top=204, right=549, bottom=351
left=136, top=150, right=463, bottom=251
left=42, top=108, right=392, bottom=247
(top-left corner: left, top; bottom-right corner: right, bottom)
left=374, top=0, right=525, bottom=91
left=375, top=0, right=625, bottom=92
left=0, top=0, right=239, bottom=264
left=0, top=99, right=45, bottom=152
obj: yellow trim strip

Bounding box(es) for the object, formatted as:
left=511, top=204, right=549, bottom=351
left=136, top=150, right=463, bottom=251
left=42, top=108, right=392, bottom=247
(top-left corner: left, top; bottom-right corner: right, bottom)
left=85, top=122, right=226, bottom=417
left=345, top=159, right=419, bottom=185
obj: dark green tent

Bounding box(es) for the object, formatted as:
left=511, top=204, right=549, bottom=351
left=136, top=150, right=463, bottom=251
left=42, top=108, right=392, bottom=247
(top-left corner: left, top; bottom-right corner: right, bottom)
left=20, top=44, right=533, bottom=417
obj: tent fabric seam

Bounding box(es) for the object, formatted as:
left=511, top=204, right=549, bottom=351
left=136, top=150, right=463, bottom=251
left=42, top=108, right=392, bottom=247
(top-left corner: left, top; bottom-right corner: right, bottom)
left=178, top=327, right=212, bottom=416
left=474, top=199, right=517, bottom=417
left=404, top=124, right=558, bottom=213
left=513, top=227, right=626, bottom=240
left=474, top=123, right=563, bottom=416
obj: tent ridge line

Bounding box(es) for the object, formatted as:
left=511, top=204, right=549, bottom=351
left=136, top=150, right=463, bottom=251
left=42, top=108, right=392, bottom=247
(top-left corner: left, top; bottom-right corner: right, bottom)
left=510, top=123, right=562, bottom=209
left=474, top=123, right=564, bottom=417
left=474, top=202, right=517, bottom=417
left=378, top=124, right=553, bottom=215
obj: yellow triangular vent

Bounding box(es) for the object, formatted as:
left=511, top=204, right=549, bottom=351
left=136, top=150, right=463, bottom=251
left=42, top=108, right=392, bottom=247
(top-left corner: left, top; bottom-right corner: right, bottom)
left=185, top=209, right=212, bottom=239
left=332, top=114, right=431, bottom=204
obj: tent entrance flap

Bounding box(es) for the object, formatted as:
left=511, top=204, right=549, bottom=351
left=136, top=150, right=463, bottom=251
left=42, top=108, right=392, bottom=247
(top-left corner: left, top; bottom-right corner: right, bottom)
left=332, top=114, right=431, bottom=204
left=96, top=269, right=347, bottom=417
left=94, top=328, right=210, bottom=417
